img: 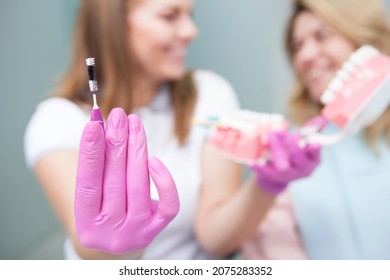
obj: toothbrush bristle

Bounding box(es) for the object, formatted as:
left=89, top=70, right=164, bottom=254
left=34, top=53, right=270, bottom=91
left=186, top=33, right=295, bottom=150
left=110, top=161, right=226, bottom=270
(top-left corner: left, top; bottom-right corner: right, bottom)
left=86, top=57, right=98, bottom=92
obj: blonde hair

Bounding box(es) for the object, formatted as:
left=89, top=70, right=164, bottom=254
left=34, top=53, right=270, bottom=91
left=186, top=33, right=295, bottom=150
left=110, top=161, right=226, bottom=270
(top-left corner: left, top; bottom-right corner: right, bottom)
left=54, top=0, right=197, bottom=145
left=285, top=0, right=390, bottom=146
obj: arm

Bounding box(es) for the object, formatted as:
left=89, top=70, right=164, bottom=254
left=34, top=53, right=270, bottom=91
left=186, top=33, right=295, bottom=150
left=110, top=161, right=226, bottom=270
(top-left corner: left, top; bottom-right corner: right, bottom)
left=191, top=72, right=322, bottom=257
left=195, top=129, right=321, bottom=257
left=195, top=143, right=275, bottom=257
left=34, top=151, right=143, bottom=259
left=33, top=108, right=179, bottom=259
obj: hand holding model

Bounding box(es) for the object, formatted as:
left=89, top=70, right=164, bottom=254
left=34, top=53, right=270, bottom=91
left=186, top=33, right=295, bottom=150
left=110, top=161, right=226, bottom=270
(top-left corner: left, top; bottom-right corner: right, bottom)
left=75, top=108, right=179, bottom=254
left=250, top=116, right=327, bottom=196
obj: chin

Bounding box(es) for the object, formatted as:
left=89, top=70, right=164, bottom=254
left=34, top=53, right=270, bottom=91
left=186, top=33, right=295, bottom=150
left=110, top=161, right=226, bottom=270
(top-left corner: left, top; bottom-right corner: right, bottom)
left=309, top=90, right=324, bottom=103
left=163, top=68, right=186, bottom=81
left=308, top=81, right=329, bottom=102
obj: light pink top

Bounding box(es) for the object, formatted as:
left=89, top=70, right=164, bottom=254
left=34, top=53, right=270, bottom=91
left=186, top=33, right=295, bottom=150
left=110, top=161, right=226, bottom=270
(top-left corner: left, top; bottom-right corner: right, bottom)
left=241, top=191, right=308, bottom=259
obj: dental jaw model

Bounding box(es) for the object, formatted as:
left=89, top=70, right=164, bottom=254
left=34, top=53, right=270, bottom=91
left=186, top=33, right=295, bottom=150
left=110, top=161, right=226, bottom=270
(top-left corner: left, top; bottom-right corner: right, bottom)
left=205, top=46, right=390, bottom=163
left=208, top=110, right=289, bottom=164
left=308, top=45, right=390, bottom=144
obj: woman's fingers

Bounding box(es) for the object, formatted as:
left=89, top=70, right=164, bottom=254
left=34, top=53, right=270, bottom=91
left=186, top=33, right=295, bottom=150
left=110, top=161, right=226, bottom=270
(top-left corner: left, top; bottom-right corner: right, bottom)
left=149, top=156, right=180, bottom=222
left=126, top=114, right=152, bottom=217
left=101, top=108, right=128, bottom=218
left=75, top=121, right=105, bottom=226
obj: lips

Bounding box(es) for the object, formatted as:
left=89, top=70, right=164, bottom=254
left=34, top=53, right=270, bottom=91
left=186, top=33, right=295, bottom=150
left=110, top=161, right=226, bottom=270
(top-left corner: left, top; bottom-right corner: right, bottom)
left=165, top=47, right=187, bottom=62
left=305, top=63, right=336, bottom=84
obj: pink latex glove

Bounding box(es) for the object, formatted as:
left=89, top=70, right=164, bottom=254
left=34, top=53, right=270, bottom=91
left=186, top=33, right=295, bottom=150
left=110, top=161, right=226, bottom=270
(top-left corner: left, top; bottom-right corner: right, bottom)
left=250, top=117, right=326, bottom=196
left=75, top=108, right=179, bottom=254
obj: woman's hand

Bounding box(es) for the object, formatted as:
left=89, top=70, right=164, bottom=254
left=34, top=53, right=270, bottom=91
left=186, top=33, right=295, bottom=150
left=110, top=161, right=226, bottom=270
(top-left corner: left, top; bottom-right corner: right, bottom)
left=75, top=108, right=179, bottom=254
left=250, top=129, right=321, bottom=196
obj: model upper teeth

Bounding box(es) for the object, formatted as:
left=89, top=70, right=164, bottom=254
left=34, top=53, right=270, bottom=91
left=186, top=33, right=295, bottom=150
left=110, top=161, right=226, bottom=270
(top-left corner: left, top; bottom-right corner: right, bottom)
left=342, top=61, right=356, bottom=73
left=328, top=77, right=343, bottom=92
left=349, top=45, right=379, bottom=65
left=321, top=89, right=335, bottom=104
left=320, top=45, right=381, bottom=105
left=336, top=69, right=349, bottom=80
left=219, top=110, right=286, bottom=133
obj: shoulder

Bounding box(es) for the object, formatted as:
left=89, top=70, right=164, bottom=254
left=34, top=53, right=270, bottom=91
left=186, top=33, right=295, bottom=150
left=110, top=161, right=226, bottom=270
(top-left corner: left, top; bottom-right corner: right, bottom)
left=192, top=69, right=233, bottom=86
left=24, top=97, right=89, bottom=168
left=191, top=69, right=241, bottom=117
left=192, top=69, right=237, bottom=100
left=33, top=97, right=87, bottom=115
left=26, top=97, right=88, bottom=130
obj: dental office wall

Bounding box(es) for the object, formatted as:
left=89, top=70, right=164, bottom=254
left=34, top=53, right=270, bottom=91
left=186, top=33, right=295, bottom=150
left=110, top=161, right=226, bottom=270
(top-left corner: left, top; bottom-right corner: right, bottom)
left=1, top=0, right=389, bottom=259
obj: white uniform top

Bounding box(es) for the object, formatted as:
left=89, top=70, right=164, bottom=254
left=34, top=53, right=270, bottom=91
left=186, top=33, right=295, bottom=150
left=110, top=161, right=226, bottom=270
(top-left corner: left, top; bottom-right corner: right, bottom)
left=24, top=70, right=240, bottom=259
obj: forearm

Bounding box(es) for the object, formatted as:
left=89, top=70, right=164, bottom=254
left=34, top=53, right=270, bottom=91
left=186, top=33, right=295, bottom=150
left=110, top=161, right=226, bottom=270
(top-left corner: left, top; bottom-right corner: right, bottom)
left=35, top=152, right=146, bottom=260
left=195, top=177, right=275, bottom=257
left=70, top=232, right=144, bottom=259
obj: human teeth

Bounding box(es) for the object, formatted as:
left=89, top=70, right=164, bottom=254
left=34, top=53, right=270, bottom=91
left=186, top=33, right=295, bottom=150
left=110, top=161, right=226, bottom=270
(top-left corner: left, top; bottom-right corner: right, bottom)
left=307, top=69, right=324, bottom=79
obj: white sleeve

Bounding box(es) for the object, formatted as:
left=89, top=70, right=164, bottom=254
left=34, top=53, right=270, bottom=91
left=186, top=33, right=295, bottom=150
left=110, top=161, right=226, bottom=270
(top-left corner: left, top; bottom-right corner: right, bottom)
left=24, top=97, right=89, bottom=169
left=193, top=69, right=241, bottom=120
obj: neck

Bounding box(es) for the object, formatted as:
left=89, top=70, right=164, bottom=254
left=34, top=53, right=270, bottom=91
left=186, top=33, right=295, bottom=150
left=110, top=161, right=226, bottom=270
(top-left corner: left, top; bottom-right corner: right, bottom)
left=131, top=76, right=161, bottom=109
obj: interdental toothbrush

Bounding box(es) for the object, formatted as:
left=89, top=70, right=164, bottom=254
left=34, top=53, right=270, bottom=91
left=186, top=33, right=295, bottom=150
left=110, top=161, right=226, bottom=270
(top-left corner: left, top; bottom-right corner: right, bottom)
left=86, top=57, right=104, bottom=123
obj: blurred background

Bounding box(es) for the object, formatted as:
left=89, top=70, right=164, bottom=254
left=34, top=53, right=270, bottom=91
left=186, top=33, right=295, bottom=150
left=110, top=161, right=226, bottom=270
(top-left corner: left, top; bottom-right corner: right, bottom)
left=1, top=0, right=389, bottom=259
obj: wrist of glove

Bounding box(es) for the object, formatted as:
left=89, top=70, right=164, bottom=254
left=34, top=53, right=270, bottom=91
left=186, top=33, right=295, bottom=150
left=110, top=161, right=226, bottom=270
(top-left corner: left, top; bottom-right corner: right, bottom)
left=75, top=108, right=179, bottom=254
left=250, top=119, right=323, bottom=196
left=251, top=172, right=288, bottom=196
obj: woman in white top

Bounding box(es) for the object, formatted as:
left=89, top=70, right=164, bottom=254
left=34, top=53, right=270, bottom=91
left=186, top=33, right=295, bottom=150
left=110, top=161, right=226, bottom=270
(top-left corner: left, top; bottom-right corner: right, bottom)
left=25, top=0, right=319, bottom=259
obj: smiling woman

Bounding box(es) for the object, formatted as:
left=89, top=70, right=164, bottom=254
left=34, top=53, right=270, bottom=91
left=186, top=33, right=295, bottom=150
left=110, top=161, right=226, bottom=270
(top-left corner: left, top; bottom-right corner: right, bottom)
left=242, top=0, right=390, bottom=260
left=23, top=0, right=322, bottom=260
left=290, top=11, right=356, bottom=102
left=128, top=0, right=198, bottom=84
left=23, top=0, right=243, bottom=260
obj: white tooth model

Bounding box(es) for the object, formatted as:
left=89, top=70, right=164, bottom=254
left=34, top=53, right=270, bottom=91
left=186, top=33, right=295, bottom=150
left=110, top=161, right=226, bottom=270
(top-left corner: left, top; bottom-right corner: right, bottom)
left=320, top=45, right=390, bottom=136
left=202, top=46, right=390, bottom=163
left=207, top=110, right=289, bottom=164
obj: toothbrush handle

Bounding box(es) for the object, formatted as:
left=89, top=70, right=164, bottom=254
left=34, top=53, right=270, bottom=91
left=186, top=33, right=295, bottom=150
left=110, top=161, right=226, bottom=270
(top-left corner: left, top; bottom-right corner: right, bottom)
left=90, top=108, right=104, bottom=124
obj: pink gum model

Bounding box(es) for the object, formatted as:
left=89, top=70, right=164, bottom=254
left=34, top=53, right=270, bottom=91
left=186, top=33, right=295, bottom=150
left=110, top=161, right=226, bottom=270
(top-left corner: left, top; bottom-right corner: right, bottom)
left=322, top=52, right=390, bottom=129
left=209, top=117, right=289, bottom=163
